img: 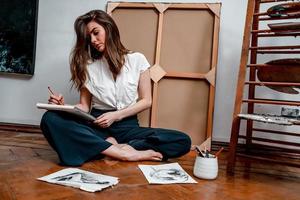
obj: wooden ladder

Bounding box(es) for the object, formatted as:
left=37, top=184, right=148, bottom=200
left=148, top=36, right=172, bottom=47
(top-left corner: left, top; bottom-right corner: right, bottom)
left=227, top=0, right=300, bottom=173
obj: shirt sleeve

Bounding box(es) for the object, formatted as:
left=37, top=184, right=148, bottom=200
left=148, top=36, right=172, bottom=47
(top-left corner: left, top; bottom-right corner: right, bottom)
left=138, top=53, right=151, bottom=73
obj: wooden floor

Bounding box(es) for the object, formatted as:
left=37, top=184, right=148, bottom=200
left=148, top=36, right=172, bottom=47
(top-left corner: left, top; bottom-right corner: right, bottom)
left=1, top=131, right=300, bottom=200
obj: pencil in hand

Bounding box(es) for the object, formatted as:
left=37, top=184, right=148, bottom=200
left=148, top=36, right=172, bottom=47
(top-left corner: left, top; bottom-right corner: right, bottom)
left=48, top=86, right=64, bottom=105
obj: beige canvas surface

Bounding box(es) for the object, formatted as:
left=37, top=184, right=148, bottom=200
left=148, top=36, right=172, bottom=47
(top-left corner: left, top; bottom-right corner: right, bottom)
left=156, top=79, right=210, bottom=144
left=160, top=9, right=214, bottom=73
left=112, top=8, right=158, bottom=64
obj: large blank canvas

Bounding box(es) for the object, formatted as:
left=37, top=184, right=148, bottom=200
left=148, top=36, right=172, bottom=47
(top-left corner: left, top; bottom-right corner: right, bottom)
left=108, top=3, right=220, bottom=145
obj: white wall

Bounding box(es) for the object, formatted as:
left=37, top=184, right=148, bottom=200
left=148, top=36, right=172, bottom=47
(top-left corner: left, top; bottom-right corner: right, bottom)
left=3, top=0, right=296, bottom=143
left=0, top=0, right=105, bottom=124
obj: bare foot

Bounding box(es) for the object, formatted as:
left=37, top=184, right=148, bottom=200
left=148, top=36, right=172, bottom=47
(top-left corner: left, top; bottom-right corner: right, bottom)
left=120, top=144, right=163, bottom=161
left=101, top=144, right=163, bottom=162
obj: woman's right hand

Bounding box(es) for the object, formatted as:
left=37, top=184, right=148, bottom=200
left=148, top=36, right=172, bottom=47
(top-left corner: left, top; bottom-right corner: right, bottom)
left=48, top=94, right=65, bottom=105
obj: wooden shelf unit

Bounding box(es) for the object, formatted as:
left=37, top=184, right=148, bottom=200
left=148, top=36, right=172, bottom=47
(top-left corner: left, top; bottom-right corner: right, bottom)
left=227, top=0, right=300, bottom=173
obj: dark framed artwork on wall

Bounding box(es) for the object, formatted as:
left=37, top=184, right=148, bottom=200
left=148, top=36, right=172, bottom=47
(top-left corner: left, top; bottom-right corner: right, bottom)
left=0, top=0, right=39, bottom=76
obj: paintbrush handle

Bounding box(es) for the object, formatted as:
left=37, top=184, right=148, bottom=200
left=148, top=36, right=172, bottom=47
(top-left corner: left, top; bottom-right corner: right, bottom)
left=195, top=146, right=202, bottom=156
left=215, top=147, right=224, bottom=157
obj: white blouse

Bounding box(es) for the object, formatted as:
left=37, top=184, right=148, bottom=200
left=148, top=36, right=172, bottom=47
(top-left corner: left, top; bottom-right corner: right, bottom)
left=85, top=52, right=150, bottom=110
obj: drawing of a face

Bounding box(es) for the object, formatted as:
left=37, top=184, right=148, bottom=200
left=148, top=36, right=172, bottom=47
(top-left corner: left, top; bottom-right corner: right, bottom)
left=150, top=168, right=188, bottom=182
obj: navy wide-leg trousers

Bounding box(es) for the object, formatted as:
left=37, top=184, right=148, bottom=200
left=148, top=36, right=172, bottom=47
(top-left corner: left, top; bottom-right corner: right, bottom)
left=40, top=109, right=191, bottom=166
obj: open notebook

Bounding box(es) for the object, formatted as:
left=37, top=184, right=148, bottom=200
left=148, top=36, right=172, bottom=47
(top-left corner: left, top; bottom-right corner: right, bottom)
left=36, top=103, right=96, bottom=121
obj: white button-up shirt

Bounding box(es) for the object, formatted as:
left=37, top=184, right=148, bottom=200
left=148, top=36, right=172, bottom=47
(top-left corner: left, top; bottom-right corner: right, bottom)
left=85, top=52, right=150, bottom=110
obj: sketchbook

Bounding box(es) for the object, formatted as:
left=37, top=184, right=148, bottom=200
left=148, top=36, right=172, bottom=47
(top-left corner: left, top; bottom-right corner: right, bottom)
left=138, top=163, right=197, bottom=184
left=37, top=168, right=119, bottom=192
left=36, top=103, right=96, bottom=121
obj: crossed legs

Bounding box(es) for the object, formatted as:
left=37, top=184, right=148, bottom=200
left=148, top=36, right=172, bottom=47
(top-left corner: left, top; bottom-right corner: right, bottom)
left=41, top=111, right=190, bottom=166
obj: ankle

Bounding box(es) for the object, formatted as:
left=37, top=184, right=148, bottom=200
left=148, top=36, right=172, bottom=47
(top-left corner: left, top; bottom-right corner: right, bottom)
left=118, top=148, right=134, bottom=161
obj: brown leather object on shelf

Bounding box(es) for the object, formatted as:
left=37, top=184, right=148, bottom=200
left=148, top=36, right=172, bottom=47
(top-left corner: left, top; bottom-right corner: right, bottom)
left=268, top=22, right=300, bottom=30
left=267, top=2, right=300, bottom=18
left=257, top=59, right=300, bottom=94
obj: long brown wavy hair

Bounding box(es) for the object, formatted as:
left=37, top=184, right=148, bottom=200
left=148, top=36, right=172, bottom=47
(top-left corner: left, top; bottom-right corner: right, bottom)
left=70, top=10, right=130, bottom=90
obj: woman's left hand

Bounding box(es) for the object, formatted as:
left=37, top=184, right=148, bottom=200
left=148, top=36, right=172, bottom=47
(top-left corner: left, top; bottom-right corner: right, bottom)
left=94, top=111, right=121, bottom=128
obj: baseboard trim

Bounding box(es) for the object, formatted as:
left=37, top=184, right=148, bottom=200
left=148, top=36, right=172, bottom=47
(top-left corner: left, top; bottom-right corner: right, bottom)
left=0, top=122, right=41, bottom=133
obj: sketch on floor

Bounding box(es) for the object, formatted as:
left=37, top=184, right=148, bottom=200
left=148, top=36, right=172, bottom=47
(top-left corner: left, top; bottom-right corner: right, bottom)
left=138, top=163, right=197, bottom=184
left=51, top=172, right=111, bottom=185
left=150, top=168, right=188, bottom=182
left=37, top=168, right=119, bottom=192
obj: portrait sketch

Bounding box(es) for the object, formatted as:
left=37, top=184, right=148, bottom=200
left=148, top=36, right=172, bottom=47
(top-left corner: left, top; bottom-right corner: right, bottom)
left=138, top=163, right=197, bottom=184
left=0, top=0, right=38, bottom=75
left=37, top=168, right=119, bottom=192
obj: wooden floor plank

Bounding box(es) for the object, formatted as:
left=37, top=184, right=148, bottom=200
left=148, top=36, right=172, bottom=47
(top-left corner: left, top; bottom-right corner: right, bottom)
left=0, top=131, right=300, bottom=200
left=0, top=136, right=49, bottom=145
left=0, top=141, right=51, bottom=150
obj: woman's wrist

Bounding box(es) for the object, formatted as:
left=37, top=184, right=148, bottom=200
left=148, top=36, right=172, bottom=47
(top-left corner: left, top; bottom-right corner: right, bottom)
left=115, top=110, right=124, bottom=121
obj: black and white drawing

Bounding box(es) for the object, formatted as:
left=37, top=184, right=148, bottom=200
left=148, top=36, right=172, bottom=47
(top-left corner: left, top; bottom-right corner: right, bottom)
left=37, top=168, right=119, bottom=192
left=139, top=163, right=197, bottom=184
left=51, top=172, right=111, bottom=185
left=150, top=168, right=189, bottom=182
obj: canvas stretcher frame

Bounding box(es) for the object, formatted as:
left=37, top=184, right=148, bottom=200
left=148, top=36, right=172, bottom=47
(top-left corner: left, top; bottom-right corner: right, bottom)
left=107, top=2, right=221, bottom=146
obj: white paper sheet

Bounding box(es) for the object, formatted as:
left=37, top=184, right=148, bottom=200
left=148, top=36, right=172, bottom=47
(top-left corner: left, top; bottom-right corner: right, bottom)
left=37, top=168, right=119, bottom=192
left=138, top=163, right=197, bottom=184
